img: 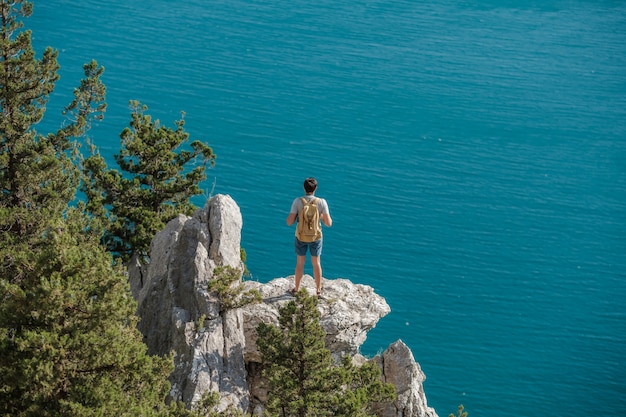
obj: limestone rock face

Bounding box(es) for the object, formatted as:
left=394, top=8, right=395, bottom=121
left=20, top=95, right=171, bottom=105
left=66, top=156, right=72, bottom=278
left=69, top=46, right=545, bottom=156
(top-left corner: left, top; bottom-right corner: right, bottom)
left=131, top=193, right=438, bottom=417
left=372, top=340, right=439, bottom=417
left=130, top=194, right=249, bottom=411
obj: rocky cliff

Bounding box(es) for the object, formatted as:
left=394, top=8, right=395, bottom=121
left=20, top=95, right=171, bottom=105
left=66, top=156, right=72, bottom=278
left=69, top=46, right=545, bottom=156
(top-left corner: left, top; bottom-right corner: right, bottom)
left=129, top=194, right=438, bottom=417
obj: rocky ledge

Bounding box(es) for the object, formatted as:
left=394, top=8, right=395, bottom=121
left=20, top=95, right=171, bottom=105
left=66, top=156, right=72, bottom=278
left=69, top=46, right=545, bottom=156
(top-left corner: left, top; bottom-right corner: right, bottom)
left=128, top=194, right=438, bottom=417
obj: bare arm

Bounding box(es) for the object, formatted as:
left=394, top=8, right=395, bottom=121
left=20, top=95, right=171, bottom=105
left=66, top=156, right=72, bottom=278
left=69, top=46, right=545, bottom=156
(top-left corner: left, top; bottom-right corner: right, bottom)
left=286, top=213, right=297, bottom=226
left=321, top=212, right=332, bottom=227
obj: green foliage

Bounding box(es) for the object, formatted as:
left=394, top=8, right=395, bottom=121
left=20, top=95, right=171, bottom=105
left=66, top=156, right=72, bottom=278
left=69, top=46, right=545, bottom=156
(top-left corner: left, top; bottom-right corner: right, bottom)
left=257, top=290, right=335, bottom=417
left=449, top=404, right=468, bottom=417
left=256, top=290, right=395, bottom=417
left=62, top=59, right=107, bottom=138
left=197, top=314, right=207, bottom=330
left=82, top=100, right=216, bottom=262
left=332, top=356, right=397, bottom=417
left=186, top=391, right=246, bottom=417
left=208, top=265, right=262, bottom=312
left=240, top=248, right=251, bottom=277
left=0, top=209, right=176, bottom=416
left=165, top=391, right=249, bottom=417
left=0, top=0, right=105, bottom=238
left=0, top=3, right=190, bottom=416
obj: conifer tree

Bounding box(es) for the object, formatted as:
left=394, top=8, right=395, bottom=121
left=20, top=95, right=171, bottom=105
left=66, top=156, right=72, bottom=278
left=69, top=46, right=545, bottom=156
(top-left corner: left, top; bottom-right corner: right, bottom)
left=0, top=2, right=191, bottom=416
left=0, top=210, right=176, bottom=417
left=0, top=0, right=105, bottom=237
left=256, top=291, right=395, bottom=417
left=82, top=100, right=216, bottom=262
left=257, top=290, right=337, bottom=417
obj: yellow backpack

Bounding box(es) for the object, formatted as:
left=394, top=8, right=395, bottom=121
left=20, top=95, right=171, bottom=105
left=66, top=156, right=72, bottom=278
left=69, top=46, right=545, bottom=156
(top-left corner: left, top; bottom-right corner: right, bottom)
left=296, top=197, right=322, bottom=242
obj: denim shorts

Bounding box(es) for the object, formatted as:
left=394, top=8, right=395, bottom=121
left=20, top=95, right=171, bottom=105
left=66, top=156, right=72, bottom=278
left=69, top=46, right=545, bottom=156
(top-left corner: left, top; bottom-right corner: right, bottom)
left=295, top=237, right=323, bottom=257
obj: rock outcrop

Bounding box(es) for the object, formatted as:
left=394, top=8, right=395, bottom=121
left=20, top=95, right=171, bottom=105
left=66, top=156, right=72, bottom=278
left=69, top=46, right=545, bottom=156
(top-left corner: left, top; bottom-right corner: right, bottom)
left=241, top=276, right=390, bottom=363
left=372, top=340, right=439, bottom=417
left=130, top=194, right=438, bottom=417
left=131, top=195, right=249, bottom=411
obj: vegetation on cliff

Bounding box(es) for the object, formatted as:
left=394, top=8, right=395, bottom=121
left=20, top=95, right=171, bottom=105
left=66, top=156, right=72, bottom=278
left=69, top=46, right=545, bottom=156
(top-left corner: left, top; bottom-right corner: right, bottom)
left=257, top=290, right=396, bottom=417
left=0, top=1, right=217, bottom=415
left=0, top=2, right=177, bottom=415
left=82, top=100, right=215, bottom=263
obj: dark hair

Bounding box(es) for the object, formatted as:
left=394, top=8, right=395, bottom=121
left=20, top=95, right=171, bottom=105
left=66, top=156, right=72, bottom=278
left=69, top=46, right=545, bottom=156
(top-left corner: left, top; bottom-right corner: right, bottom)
left=303, top=177, right=318, bottom=194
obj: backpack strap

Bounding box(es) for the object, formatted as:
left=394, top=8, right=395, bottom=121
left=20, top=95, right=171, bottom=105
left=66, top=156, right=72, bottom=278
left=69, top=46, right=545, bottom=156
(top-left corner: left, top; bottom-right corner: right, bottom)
left=301, top=196, right=318, bottom=205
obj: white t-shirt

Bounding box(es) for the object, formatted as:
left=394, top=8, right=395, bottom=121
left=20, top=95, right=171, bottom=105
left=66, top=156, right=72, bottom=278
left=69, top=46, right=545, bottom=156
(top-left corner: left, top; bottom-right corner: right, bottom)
left=290, top=195, right=330, bottom=216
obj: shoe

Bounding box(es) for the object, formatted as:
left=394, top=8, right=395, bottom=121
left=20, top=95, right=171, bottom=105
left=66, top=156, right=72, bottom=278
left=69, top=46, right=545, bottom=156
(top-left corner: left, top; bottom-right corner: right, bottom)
left=316, top=288, right=322, bottom=297
left=288, top=288, right=297, bottom=296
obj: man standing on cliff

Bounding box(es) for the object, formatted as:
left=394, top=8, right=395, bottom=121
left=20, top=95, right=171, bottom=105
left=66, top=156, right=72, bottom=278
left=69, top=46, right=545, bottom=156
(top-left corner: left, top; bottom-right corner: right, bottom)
left=286, top=177, right=333, bottom=297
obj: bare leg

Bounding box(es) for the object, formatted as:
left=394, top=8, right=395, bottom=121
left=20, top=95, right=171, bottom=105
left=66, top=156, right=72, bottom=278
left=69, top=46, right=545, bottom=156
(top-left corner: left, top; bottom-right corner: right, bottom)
left=294, top=255, right=306, bottom=290
left=311, top=256, right=322, bottom=294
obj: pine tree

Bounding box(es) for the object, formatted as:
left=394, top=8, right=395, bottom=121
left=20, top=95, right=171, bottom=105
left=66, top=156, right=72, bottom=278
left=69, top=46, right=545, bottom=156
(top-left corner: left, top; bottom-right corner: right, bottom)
left=257, top=290, right=337, bottom=417
left=0, top=0, right=104, bottom=237
left=256, top=291, right=395, bottom=417
left=0, top=2, right=190, bottom=416
left=82, top=100, right=216, bottom=262
left=0, top=210, right=176, bottom=417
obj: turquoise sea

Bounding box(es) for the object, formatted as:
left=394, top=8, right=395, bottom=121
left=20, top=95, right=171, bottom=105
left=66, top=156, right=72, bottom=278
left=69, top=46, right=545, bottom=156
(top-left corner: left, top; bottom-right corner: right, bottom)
left=30, top=1, right=625, bottom=416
